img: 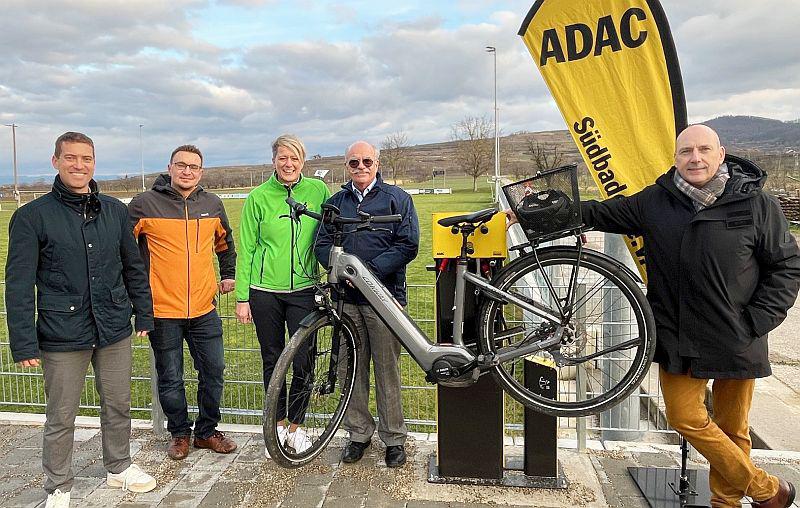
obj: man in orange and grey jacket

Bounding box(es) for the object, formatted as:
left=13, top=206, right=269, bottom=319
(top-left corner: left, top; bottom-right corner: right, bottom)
left=128, top=145, right=237, bottom=460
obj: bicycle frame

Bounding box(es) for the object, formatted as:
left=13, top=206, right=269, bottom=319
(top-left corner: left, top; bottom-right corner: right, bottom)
left=327, top=245, right=475, bottom=371
left=327, top=244, right=568, bottom=373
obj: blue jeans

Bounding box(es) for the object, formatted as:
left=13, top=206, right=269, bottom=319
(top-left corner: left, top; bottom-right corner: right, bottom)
left=149, top=309, right=225, bottom=439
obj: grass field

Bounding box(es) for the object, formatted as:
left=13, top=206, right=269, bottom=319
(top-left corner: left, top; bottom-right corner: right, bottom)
left=0, top=175, right=499, bottom=430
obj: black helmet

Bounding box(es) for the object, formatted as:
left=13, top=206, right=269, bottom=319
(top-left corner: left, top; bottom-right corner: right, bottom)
left=515, top=189, right=574, bottom=238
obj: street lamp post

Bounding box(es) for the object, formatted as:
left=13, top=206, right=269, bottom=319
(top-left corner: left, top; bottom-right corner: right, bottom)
left=139, top=124, right=145, bottom=191
left=4, top=123, right=20, bottom=208
left=485, top=46, right=500, bottom=199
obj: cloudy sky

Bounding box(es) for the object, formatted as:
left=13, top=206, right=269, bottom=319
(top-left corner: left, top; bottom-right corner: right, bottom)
left=1, top=0, right=799, bottom=181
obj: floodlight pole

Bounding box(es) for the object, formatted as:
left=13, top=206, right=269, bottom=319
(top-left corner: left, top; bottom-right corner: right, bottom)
left=486, top=46, right=500, bottom=199
left=4, top=123, right=20, bottom=208
left=139, top=124, right=145, bottom=191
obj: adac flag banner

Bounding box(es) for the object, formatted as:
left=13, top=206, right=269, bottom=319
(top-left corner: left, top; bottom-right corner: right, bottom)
left=519, top=0, right=687, bottom=279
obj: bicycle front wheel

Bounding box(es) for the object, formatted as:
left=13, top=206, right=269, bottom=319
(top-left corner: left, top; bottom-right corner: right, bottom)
left=264, top=311, right=359, bottom=468
left=478, top=247, right=655, bottom=417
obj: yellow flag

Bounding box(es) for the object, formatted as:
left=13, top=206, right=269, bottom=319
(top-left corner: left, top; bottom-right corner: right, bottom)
left=519, top=0, right=687, bottom=279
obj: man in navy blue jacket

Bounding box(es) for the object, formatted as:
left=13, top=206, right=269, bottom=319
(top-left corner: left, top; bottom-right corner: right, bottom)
left=315, top=140, right=419, bottom=468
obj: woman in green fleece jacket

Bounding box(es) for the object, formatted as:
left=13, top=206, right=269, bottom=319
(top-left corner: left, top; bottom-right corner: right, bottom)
left=234, top=134, right=330, bottom=456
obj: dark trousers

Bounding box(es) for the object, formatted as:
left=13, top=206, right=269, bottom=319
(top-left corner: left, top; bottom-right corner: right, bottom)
left=250, top=288, right=316, bottom=425
left=149, top=309, right=225, bottom=439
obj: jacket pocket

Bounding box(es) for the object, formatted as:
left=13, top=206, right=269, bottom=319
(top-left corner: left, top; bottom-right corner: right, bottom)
left=36, top=293, right=84, bottom=341
left=107, top=285, right=133, bottom=334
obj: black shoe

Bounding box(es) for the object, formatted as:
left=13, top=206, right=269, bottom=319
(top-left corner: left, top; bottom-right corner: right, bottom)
left=385, top=445, right=406, bottom=468
left=341, top=440, right=370, bottom=463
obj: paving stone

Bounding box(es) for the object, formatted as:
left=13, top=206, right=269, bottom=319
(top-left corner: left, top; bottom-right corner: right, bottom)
left=1, top=485, right=46, bottom=508
left=0, top=475, right=28, bottom=496
left=633, top=451, right=678, bottom=468
left=158, top=490, right=207, bottom=507
left=76, top=462, right=109, bottom=479
left=610, top=496, right=649, bottom=508
left=2, top=447, right=42, bottom=466
left=219, top=463, right=261, bottom=483
left=132, top=477, right=182, bottom=505
left=325, top=475, right=370, bottom=498
left=170, top=468, right=225, bottom=492
left=758, top=463, right=800, bottom=485
left=296, top=470, right=336, bottom=487
left=80, top=487, right=130, bottom=508
left=321, top=496, right=366, bottom=508
left=232, top=441, right=264, bottom=463
left=278, top=484, right=328, bottom=508
left=194, top=449, right=239, bottom=470
left=197, top=481, right=248, bottom=508
left=364, top=485, right=405, bottom=508
left=74, top=427, right=101, bottom=442
left=596, top=455, right=638, bottom=477
left=70, top=476, right=105, bottom=499
left=15, top=428, right=44, bottom=448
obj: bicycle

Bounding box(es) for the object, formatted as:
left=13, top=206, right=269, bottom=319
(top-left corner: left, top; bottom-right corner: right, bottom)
left=264, top=166, right=656, bottom=468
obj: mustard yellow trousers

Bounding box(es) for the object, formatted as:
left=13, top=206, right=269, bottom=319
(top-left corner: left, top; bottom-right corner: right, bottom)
left=659, top=368, right=779, bottom=507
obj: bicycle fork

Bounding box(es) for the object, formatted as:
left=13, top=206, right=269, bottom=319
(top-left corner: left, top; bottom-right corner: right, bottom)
left=319, top=293, right=346, bottom=395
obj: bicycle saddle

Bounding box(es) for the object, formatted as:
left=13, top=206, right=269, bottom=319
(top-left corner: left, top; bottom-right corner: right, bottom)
left=437, top=208, right=498, bottom=227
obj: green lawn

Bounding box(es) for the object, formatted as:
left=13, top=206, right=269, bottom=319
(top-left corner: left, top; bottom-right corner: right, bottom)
left=0, top=175, right=512, bottom=430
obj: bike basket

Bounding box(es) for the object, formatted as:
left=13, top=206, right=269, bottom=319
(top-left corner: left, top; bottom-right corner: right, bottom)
left=502, top=164, right=582, bottom=242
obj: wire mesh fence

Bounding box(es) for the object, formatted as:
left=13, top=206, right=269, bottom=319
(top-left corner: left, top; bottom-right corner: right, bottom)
left=0, top=281, right=671, bottom=439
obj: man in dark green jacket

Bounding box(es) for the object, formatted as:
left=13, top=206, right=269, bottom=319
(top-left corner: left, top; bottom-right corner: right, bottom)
left=5, top=132, right=157, bottom=507
left=582, top=125, right=798, bottom=508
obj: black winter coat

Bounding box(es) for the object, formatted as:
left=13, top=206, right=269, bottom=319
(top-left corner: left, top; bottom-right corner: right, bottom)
left=314, top=174, right=420, bottom=306
left=582, top=156, right=800, bottom=378
left=5, top=177, right=154, bottom=362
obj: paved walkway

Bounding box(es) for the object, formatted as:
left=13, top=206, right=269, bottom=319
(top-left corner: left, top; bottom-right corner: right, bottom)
left=1, top=421, right=799, bottom=507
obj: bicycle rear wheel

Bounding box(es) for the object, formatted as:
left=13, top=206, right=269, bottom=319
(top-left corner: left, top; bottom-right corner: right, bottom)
left=264, top=311, right=359, bottom=468
left=478, top=247, right=655, bottom=417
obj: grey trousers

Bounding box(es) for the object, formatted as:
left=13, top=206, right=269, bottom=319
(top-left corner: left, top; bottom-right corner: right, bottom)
left=341, top=303, right=407, bottom=446
left=41, top=337, right=133, bottom=493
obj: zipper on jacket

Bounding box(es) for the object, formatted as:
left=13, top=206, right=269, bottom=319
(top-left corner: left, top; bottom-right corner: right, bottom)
left=184, top=201, right=191, bottom=318
left=196, top=218, right=200, bottom=253
left=287, top=186, right=295, bottom=290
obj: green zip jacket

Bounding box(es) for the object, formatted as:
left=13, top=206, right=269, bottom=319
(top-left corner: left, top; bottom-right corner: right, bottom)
left=235, top=173, right=331, bottom=301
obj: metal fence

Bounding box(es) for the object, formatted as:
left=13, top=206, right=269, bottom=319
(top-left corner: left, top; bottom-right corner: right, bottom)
left=0, top=279, right=671, bottom=441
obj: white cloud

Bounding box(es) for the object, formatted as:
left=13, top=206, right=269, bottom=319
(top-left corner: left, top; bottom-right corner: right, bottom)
left=0, top=0, right=798, bottom=180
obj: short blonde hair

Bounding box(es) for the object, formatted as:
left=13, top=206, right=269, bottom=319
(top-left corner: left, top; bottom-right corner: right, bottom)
left=272, top=134, right=306, bottom=161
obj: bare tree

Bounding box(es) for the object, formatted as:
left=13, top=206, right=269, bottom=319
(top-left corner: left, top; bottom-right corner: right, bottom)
left=380, top=131, right=410, bottom=184
left=524, top=137, right=565, bottom=172
left=451, top=116, right=493, bottom=192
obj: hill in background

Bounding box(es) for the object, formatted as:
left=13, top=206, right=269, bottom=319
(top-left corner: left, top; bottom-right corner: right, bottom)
left=705, top=116, right=800, bottom=152
left=5, top=116, right=800, bottom=196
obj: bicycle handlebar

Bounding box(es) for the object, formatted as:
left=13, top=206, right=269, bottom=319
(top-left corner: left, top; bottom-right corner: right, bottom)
left=285, top=197, right=402, bottom=226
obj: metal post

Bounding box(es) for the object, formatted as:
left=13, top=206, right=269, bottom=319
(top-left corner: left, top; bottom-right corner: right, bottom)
left=4, top=123, right=20, bottom=208
left=148, top=348, right=167, bottom=439
left=139, top=124, right=145, bottom=192
left=486, top=46, right=500, bottom=198
left=575, top=283, right=587, bottom=452
left=601, top=233, right=642, bottom=440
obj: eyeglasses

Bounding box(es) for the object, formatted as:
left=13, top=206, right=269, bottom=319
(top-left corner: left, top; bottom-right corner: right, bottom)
left=347, top=158, right=375, bottom=169
left=172, top=162, right=202, bottom=172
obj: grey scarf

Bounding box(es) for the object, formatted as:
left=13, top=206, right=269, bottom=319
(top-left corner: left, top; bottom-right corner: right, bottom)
left=673, top=163, right=730, bottom=211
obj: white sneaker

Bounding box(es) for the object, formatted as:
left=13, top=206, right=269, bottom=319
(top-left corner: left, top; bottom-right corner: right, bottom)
left=286, top=427, right=312, bottom=454
left=265, top=425, right=289, bottom=459
left=45, top=489, right=70, bottom=508
left=106, top=463, right=157, bottom=493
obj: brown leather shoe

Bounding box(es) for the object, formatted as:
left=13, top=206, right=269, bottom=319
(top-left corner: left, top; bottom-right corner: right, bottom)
left=193, top=431, right=237, bottom=454
left=167, top=435, right=191, bottom=460
left=752, top=479, right=796, bottom=508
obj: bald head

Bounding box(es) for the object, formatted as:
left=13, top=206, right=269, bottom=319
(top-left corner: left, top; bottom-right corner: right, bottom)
left=674, top=124, right=726, bottom=188
left=345, top=140, right=380, bottom=192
